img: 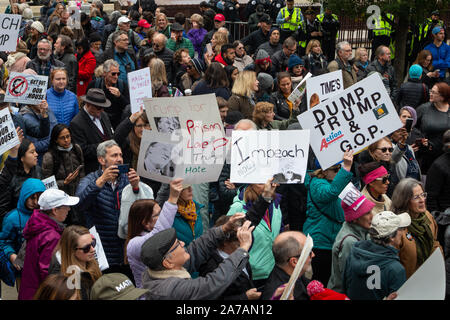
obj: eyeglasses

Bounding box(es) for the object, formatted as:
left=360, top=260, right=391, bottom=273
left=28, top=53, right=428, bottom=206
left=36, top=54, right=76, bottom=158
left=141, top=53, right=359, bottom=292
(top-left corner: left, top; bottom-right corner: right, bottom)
left=163, top=240, right=180, bottom=260
left=111, top=72, right=120, bottom=76
left=412, top=192, right=427, bottom=202
left=377, top=147, right=394, bottom=153
left=76, top=239, right=96, bottom=254
left=375, top=174, right=390, bottom=184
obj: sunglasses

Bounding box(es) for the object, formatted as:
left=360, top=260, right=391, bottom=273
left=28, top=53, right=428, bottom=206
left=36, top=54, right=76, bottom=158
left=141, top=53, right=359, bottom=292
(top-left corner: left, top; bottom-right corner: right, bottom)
left=377, top=147, right=394, bottom=153
left=111, top=72, right=120, bottom=76
left=76, top=238, right=96, bottom=254
left=375, top=174, right=390, bottom=184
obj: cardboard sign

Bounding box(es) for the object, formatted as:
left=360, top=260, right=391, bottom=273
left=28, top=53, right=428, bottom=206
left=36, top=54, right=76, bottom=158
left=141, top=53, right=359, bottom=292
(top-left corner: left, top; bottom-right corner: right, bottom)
left=297, top=73, right=403, bottom=170
left=0, top=14, right=22, bottom=52
left=0, top=108, right=20, bottom=155
left=42, top=175, right=58, bottom=190
left=127, top=67, right=152, bottom=114
left=89, top=226, right=109, bottom=271
left=137, top=94, right=228, bottom=184
left=5, top=73, right=48, bottom=105
left=306, top=70, right=343, bottom=109
left=395, top=249, right=445, bottom=300
left=288, top=72, right=312, bottom=103
left=230, top=130, right=310, bottom=184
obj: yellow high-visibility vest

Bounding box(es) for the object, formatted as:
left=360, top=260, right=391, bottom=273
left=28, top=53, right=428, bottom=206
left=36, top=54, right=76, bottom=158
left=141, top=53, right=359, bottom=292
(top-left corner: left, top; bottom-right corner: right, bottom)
left=373, top=13, right=394, bottom=37
left=280, top=7, right=302, bottom=31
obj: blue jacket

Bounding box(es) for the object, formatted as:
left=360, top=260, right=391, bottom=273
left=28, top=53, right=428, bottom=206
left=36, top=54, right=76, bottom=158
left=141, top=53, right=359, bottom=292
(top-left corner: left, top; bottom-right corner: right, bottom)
left=0, top=178, right=46, bottom=259
left=424, top=42, right=450, bottom=78
left=46, top=87, right=79, bottom=126
left=172, top=200, right=204, bottom=246
left=75, top=169, right=130, bottom=266
left=303, top=168, right=353, bottom=250
left=343, top=240, right=406, bottom=300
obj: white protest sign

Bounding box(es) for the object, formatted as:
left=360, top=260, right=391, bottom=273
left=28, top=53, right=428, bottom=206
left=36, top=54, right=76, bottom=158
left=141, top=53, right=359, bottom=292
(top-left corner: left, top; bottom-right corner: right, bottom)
left=137, top=94, right=228, bottom=184
left=128, top=67, right=152, bottom=114
left=230, top=130, right=310, bottom=184
left=0, top=108, right=20, bottom=155
left=42, top=176, right=58, bottom=190
left=280, top=234, right=313, bottom=300
left=395, top=249, right=445, bottom=300
left=297, top=73, right=403, bottom=170
left=67, top=5, right=81, bottom=30
left=89, top=226, right=109, bottom=271
left=0, top=14, right=22, bottom=52
left=288, top=72, right=312, bottom=103
left=5, top=72, right=48, bottom=105
left=306, top=70, right=343, bottom=109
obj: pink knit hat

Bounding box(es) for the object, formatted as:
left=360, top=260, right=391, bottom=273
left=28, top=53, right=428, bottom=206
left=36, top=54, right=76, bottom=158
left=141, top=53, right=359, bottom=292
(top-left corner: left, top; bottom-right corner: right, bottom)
left=339, top=183, right=375, bottom=222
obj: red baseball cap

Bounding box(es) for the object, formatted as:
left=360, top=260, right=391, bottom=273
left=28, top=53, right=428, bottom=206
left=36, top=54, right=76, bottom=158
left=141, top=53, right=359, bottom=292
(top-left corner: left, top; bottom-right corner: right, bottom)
left=138, top=19, right=151, bottom=28
left=214, top=14, right=225, bottom=22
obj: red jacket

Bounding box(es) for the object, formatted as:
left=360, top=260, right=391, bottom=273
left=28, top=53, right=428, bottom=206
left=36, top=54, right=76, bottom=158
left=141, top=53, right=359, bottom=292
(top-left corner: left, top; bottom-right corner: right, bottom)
left=214, top=53, right=228, bottom=66
left=76, top=50, right=96, bottom=96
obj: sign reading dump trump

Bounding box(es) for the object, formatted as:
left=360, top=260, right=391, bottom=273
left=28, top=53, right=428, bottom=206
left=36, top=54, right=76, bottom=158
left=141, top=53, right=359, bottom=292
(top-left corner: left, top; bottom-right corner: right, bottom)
left=5, top=73, right=48, bottom=105
left=137, top=94, right=229, bottom=184
left=230, top=130, right=310, bottom=184
left=306, top=70, right=343, bottom=109
left=0, top=108, right=20, bottom=156
left=0, top=14, right=21, bottom=51
left=297, top=73, right=402, bottom=170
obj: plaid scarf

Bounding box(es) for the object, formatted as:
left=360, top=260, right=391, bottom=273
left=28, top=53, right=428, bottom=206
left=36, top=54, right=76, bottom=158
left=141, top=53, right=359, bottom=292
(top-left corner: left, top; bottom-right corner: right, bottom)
left=177, top=200, right=197, bottom=235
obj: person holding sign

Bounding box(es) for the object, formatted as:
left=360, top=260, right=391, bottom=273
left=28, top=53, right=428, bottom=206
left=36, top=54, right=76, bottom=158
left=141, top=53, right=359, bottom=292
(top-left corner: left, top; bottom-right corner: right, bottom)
left=358, top=162, right=392, bottom=215
left=302, top=149, right=354, bottom=285
left=48, top=225, right=102, bottom=300
left=252, top=101, right=300, bottom=130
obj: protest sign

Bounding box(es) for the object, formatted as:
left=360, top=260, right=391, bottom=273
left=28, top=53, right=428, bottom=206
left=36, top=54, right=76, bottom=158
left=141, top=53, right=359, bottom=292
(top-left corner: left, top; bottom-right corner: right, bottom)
left=89, top=226, right=109, bottom=271
left=230, top=130, right=310, bottom=184
left=127, top=67, right=152, bottom=113
left=0, top=108, right=20, bottom=156
left=0, top=14, right=21, bottom=52
left=395, top=249, right=445, bottom=300
left=297, top=73, right=403, bottom=170
left=280, top=234, right=313, bottom=300
left=287, top=72, right=312, bottom=103
left=67, top=4, right=81, bottom=30
left=306, top=70, right=343, bottom=109
left=42, top=176, right=58, bottom=190
left=5, top=72, right=48, bottom=105
left=137, top=94, right=228, bottom=184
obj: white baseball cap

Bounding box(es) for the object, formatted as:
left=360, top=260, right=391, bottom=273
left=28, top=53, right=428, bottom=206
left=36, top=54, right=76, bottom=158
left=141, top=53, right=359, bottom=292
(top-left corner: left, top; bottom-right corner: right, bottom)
left=38, top=189, right=80, bottom=210
left=370, top=211, right=411, bottom=238
left=118, top=16, right=131, bottom=24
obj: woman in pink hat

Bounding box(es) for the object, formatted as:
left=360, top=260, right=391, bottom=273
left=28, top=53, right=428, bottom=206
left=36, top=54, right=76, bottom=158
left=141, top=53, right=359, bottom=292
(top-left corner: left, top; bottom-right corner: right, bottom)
left=359, top=162, right=392, bottom=215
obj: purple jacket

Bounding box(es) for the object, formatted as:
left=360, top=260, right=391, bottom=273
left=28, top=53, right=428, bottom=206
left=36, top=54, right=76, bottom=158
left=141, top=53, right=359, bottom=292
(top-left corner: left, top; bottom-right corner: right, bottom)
left=18, top=209, right=64, bottom=300
left=127, top=201, right=178, bottom=288
left=187, top=28, right=208, bottom=58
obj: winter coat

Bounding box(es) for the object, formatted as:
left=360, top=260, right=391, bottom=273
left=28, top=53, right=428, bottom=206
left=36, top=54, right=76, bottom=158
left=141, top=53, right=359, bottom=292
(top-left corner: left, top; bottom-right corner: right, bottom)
left=256, top=41, right=283, bottom=58
left=173, top=200, right=205, bottom=246
left=75, top=169, right=130, bottom=267
left=187, top=28, right=208, bottom=58
left=41, top=144, right=85, bottom=196
left=425, top=151, right=450, bottom=212
left=46, top=87, right=79, bottom=126
left=25, top=56, right=65, bottom=82
left=90, top=17, right=105, bottom=35
left=242, top=29, right=270, bottom=56
left=167, top=37, right=195, bottom=58
left=303, top=52, right=328, bottom=76
left=327, top=58, right=357, bottom=89
left=361, top=186, right=392, bottom=215
left=396, top=78, right=429, bottom=109
left=366, top=59, right=398, bottom=100
left=0, top=179, right=46, bottom=261
left=343, top=240, right=406, bottom=300
left=328, top=222, right=370, bottom=293
left=233, top=55, right=254, bottom=72
left=18, top=209, right=64, bottom=300
left=423, top=42, right=450, bottom=79
left=256, top=107, right=300, bottom=130
left=271, top=49, right=290, bottom=73
left=433, top=208, right=450, bottom=297
left=154, top=47, right=175, bottom=84
left=260, top=265, right=310, bottom=300
left=76, top=50, right=96, bottom=96
left=105, top=29, right=142, bottom=53
left=141, top=227, right=250, bottom=300
left=303, top=168, right=353, bottom=250
left=269, top=91, right=292, bottom=120
left=192, top=79, right=231, bottom=100
left=227, top=187, right=283, bottom=280
left=228, top=94, right=255, bottom=119
left=126, top=201, right=177, bottom=288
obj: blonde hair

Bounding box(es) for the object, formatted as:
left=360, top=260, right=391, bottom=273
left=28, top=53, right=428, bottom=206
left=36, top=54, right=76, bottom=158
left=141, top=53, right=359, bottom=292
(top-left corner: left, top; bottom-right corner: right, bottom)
left=354, top=47, right=368, bottom=62
left=305, top=39, right=321, bottom=55
left=232, top=70, right=256, bottom=97
left=150, top=58, right=168, bottom=86
left=212, top=31, right=228, bottom=55
left=252, top=101, right=274, bottom=127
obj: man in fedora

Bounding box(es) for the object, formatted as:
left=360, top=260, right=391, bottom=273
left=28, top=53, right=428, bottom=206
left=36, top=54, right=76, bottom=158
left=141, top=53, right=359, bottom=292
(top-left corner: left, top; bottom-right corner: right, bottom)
left=70, top=88, right=114, bottom=174
left=167, top=22, right=195, bottom=58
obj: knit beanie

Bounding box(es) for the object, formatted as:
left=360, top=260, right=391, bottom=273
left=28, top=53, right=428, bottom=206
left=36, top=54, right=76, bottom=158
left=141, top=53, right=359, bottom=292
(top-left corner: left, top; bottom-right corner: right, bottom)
left=257, top=72, right=274, bottom=92
left=432, top=26, right=443, bottom=34
left=191, top=58, right=206, bottom=74
left=269, top=27, right=280, bottom=37
left=31, top=21, right=44, bottom=34
left=409, top=64, right=422, bottom=79
left=307, top=280, right=350, bottom=300
left=255, top=49, right=271, bottom=65
left=288, top=54, right=304, bottom=69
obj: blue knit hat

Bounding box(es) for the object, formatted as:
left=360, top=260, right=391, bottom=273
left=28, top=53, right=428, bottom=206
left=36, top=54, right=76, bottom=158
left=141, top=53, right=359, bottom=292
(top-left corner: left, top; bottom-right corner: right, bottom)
left=432, top=26, right=443, bottom=34
left=409, top=64, right=422, bottom=79
left=288, top=54, right=304, bottom=69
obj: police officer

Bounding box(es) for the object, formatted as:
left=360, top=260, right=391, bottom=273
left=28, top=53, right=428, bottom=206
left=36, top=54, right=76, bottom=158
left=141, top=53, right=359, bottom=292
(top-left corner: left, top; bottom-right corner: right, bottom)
left=296, top=7, right=322, bottom=57
left=418, top=10, right=447, bottom=49
left=368, top=11, right=395, bottom=61
left=317, top=5, right=340, bottom=62
left=276, top=0, right=303, bottom=42
left=244, top=0, right=269, bottom=20
left=223, top=0, right=240, bottom=22
left=269, top=0, right=285, bottom=23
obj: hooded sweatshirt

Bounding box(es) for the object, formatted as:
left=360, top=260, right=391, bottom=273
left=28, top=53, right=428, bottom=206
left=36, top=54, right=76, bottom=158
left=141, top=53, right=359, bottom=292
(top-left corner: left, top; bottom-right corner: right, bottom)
left=0, top=178, right=46, bottom=259
left=342, top=240, right=406, bottom=300
left=18, top=209, right=64, bottom=300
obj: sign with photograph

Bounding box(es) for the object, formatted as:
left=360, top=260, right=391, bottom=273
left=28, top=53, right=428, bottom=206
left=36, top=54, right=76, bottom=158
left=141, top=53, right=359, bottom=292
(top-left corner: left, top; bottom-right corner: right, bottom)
left=288, top=72, right=312, bottom=103
left=306, top=70, right=343, bottom=109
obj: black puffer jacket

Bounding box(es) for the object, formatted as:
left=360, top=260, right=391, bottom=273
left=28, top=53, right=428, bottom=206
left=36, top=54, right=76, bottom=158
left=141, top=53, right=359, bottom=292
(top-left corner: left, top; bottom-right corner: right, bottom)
left=270, top=91, right=291, bottom=120
left=396, top=78, right=429, bottom=110
left=426, top=151, right=450, bottom=212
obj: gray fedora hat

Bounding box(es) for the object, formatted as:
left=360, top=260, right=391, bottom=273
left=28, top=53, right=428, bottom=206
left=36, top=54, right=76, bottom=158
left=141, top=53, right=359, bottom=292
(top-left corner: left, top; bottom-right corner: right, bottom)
left=81, top=88, right=111, bottom=108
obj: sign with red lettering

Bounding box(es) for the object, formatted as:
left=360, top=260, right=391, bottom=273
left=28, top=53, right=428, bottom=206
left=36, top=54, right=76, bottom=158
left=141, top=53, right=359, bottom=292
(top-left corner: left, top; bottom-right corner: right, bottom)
left=5, top=72, right=48, bottom=105
left=137, top=94, right=228, bottom=184
left=128, top=67, right=152, bottom=113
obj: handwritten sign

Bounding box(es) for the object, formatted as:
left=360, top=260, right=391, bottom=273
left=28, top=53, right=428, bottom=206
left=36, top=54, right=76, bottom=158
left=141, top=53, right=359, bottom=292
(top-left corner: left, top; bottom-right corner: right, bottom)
left=137, top=94, right=228, bottom=184
left=0, top=108, right=20, bottom=156
left=297, top=73, right=402, bottom=170
left=42, top=176, right=58, bottom=190
left=230, top=130, right=310, bottom=184
left=127, top=67, right=152, bottom=114
left=5, top=72, right=48, bottom=105
left=306, top=70, right=343, bottom=109
left=89, top=226, right=109, bottom=271
left=0, top=14, right=21, bottom=51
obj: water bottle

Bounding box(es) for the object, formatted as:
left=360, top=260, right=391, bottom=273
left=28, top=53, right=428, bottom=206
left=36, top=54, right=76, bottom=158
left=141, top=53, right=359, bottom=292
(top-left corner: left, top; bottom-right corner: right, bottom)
left=168, top=83, right=173, bottom=97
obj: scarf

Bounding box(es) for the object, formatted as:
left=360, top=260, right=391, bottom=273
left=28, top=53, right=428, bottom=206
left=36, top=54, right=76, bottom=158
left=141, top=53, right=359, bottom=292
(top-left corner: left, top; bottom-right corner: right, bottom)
left=57, top=144, right=73, bottom=152
left=408, top=211, right=434, bottom=267
left=177, top=200, right=197, bottom=235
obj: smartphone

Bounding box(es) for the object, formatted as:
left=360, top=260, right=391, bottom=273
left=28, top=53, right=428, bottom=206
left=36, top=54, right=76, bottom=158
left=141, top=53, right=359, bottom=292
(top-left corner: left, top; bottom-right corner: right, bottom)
left=117, top=164, right=129, bottom=174
left=206, top=43, right=213, bottom=55
left=73, top=164, right=84, bottom=174
left=405, top=118, right=413, bottom=133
